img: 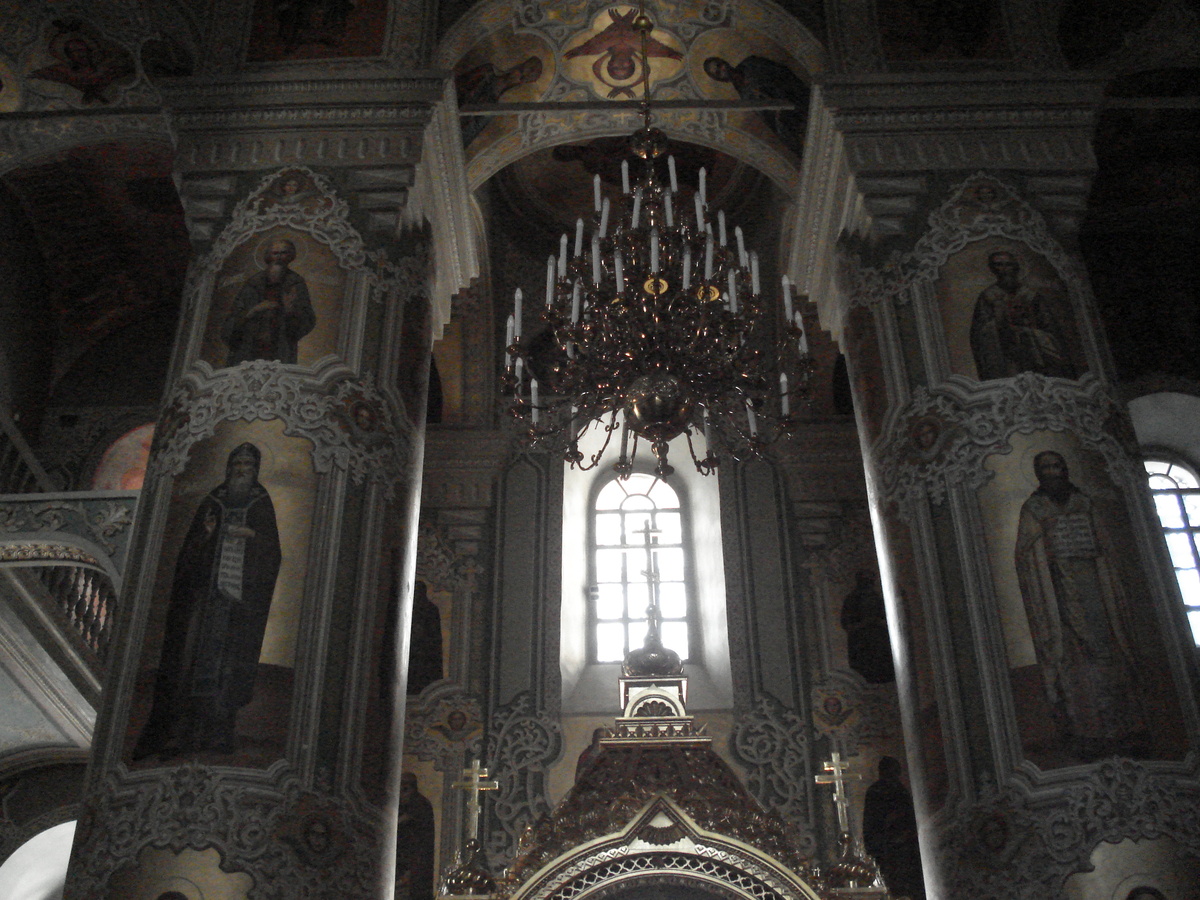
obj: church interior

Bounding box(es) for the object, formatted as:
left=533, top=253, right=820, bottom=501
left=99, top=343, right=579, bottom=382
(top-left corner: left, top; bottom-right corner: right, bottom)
left=0, top=1, right=1199, bottom=899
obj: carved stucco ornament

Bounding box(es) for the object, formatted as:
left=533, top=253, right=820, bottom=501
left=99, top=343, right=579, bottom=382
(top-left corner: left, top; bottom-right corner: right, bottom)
left=65, top=763, right=386, bottom=900
left=936, top=758, right=1200, bottom=900
left=149, top=359, right=415, bottom=495
left=875, top=372, right=1139, bottom=510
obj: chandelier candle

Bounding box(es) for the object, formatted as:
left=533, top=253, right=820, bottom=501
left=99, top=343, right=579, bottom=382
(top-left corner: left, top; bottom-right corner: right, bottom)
left=501, top=9, right=812, bottom=476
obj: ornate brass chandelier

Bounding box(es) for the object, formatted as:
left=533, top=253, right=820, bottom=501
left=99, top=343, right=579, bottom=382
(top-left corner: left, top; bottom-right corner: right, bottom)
left=503, top=8, right=812, bottom=478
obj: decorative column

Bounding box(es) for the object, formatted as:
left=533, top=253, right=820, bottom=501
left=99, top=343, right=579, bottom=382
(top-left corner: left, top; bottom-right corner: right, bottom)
left=63, top=74, right=473, bottom=900
left=793, top=74, right=1200, bottom=899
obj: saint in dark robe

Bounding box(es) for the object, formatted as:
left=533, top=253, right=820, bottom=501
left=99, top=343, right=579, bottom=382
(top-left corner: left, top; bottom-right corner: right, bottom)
left=407, top=580, right=443, bottom=694
left=395, top=772, right=436, bottom=900
left=703, top=55, right=810, bottom=155
left=133, top=443, right=282, bottom=758
left=840, top=571, right=895, bottom=684
left=863, top=756, right=925, bottom=899
left=969, top=251, right=1077, bottom=380
left=1015, top=451, right=1149, bottom=760
left=222, top=238, right=316, bottom=367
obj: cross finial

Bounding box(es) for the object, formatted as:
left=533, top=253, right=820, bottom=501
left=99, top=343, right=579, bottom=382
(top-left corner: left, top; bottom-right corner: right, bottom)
left=814, top=750, right=863, bottom=835
left=452, top=758, right=499, bottom=843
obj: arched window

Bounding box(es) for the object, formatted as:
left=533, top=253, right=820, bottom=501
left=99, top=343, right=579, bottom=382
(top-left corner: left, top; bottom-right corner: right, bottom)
left=1144, top=458, right=1200, bottom=646
left=592, top=473, right=689, bottom=663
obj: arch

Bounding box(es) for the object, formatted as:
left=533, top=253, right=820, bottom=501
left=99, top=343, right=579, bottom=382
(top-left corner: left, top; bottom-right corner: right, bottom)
left=508, top=797, right=824, bottom=900
left=436, top=0, right=829, bottom=193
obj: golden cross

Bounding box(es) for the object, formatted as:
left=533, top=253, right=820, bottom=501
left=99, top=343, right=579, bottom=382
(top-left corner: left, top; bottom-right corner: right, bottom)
left=814, top=750, right=862, bottom=835
left=452, top=758, right=499, bottom=843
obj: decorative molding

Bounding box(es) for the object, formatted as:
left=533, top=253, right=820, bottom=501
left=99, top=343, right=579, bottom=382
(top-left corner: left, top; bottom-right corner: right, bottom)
left=874, top=373, right=1137, bottom=508
left=936, top=759, right=1200, bottom=900
left=65, top=763, right=385, bottom=900
left=484, top=691, right=561, bottom=868
left=151, top=360, right=416, bottom=494
left=404, top=81, right=480, bottom=335
left=0, top=493, right=137, bottom=582
left=0, top=113, right=172, bottom=174
left=731, top=693, right=818, bottom=858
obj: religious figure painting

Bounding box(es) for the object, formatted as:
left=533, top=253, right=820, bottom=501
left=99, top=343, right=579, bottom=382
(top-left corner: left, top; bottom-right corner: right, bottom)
left=689, top=29, right=810, bottom=159
left=451, top=34, right=552, bottom=155
left=980, top=433, right=1188, bottom=766
left=127, top=420, right=317, bottom=768
left=27, top=18, right=136, bottom=106
left=200, top=226, right=344, bottom=369
left=246, top=0, right=388, bottom=61
left=936, top=238, right=1086, bottom=383
left=561, top=6, right=684, bottom=99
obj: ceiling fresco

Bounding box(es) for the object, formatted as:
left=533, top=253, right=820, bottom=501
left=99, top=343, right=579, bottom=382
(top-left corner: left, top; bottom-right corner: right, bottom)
left=0, top=142, right=190, bottom=400
left=441, top=0, right=826, bottom=193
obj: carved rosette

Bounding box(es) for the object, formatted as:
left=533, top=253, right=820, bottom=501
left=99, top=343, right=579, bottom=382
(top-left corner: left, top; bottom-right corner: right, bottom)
left=67, top=764, right=385, bottom=900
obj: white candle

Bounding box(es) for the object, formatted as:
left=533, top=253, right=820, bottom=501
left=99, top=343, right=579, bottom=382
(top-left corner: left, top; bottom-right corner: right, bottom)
left=782, top=274, right=794, bottom=322
left=682, top=247, right=692, bottom=290
left=694, top=192, right=704, bottom=231
left=530, top=379, right=539, bottom=424
left=546, top=256, right=555, bottom=308
left=736, top=226, right=746, bottom=266
left=621, top=160, right=630, bottom=194
left=780, top=372, right=790, bottom=416
left=513, top=288, right=523, bottom=339
left=593, top=174, right=601, bottom=212
left=718, top=210, right=726, bottom=247
left=664, top=190, right=673, bottom=227
left=728, top=270, right=737, bottom=313
left=592, top=235, right=601, bottom=286
left=699, top=166, right=706, bottom=205
left=750, top=252, right=760, bottom=295
left=796, top=311, right=808, bottom=355
left=703, top=406, right=711, bottom=445
left=558, top=234, right=568, bottom=277
left=746, top=401, right=757, bottom=438
left=571, top=280, right=581, bottom=323
left=631, top=188, right=642, bottom=228
left=615, top=250, right=624, bottom=293
left=504, top=313, right=514, bottom=367
left=574, top=218, right=584, bottom=258
left=668, top=155, right=677, bottom=193
left=704, top=234, right=714, bottom=281
left=515, top=356, right=523, bottom=385
left=599, top=197, right=610, bottom=238
left=650, top=228, right=659, bottom=273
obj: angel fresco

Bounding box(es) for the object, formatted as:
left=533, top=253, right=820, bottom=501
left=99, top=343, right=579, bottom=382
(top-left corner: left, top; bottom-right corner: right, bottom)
left=564, top=8, right=682, bottom=98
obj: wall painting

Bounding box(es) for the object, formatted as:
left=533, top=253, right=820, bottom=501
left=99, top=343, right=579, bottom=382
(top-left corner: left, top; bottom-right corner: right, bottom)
left=25, top=18, right=136, bottom=106
left=246, top=0, right=388, bottom=62
left=979, top=431, right=1187, bottom=768
left=936, top=236, right=1086, bottom=384
left=199, top=220, right=345, bottom=370
left=125, top=419, right=317, bottom=769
